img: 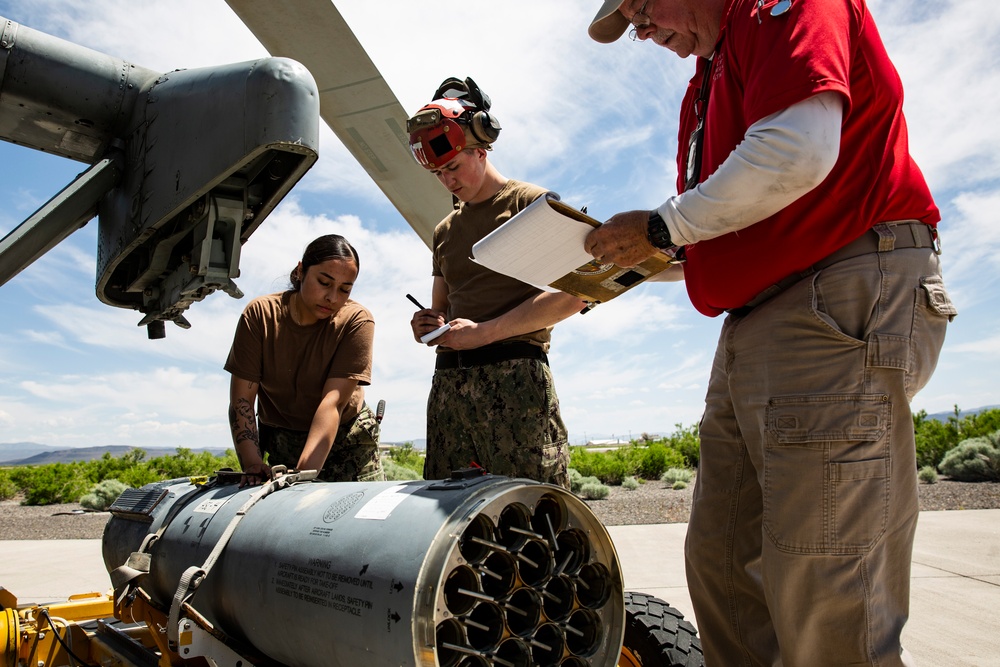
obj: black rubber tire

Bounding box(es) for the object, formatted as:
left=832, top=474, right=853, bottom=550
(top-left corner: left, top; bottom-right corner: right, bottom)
left=619, top=591, right=704, bottom=666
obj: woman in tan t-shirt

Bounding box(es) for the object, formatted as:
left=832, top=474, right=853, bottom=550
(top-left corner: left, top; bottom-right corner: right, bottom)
left=225, top=234, right=384, bottom=485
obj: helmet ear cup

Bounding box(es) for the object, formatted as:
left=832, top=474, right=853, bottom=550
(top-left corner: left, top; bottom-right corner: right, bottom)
left=469, top=110, right=501, bottom=144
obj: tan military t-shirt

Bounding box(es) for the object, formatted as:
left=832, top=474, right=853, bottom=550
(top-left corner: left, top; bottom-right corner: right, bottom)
left=432, top=179, right=553, bottom=350
left=224, top=291, right=373, bottom=431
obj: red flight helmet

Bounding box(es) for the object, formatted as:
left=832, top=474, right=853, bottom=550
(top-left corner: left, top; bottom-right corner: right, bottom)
left=407, top=97, right=476, bottom=169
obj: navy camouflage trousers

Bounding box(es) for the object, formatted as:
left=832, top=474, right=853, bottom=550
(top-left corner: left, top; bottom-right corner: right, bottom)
left=425, top=357, right=570, bottom=489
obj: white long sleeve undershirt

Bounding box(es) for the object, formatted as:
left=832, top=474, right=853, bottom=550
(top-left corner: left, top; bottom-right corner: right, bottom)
left=659, top=91, right=844, bottom=246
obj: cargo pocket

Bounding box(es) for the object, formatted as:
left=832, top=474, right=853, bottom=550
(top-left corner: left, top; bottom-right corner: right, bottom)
left=537, top=441, right=567, bottom=486
left=764, top=395, right=890, bottom=554
left=907, top=275, right=955, bottom=399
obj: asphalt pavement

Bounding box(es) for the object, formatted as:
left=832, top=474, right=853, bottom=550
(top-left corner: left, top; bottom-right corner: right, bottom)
left=2, top=509, right=997, bottom=666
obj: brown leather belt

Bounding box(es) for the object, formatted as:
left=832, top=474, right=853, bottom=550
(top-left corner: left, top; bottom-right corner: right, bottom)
left=435, top=341, right=547, bottom=370
left=728, top=221, right=938, bottom=317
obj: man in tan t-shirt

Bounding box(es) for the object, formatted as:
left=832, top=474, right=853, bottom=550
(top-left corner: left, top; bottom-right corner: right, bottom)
left=407, top=77, right=585, bottom=488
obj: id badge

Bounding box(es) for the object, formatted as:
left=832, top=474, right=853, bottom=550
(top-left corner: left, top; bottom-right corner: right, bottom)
left=684, top=119, right=704, bottom=192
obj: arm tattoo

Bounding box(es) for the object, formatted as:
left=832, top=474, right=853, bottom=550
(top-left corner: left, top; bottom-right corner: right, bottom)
left=229, top=397, right=260, bottom=467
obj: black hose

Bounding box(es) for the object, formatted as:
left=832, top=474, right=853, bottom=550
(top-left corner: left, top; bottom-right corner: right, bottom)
left=39, top=608, right=89, bottom=667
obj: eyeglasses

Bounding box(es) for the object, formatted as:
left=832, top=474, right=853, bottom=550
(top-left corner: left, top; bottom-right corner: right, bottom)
left=628, top=0, right=651, bottom=41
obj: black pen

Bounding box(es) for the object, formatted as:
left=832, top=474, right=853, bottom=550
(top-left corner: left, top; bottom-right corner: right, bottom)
left=406, top=293, right=426, bottom=310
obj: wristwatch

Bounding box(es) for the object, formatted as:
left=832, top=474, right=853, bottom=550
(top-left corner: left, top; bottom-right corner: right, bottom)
left=646, top=210, right=674, bottom=249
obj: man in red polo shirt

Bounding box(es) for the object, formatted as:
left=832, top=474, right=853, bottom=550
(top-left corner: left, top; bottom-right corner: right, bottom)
left=586, top=0, right=956, bottom=664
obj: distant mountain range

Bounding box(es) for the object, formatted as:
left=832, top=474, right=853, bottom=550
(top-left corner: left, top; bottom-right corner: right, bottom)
left=0, top=440, right=428, bottom=466
left=923, top=405, right=1000, bottom=422
left=2, top=405, right=996, bottom=465
left=0, top=443, right=229, bottom=466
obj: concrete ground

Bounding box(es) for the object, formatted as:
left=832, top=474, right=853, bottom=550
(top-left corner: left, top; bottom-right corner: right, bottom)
left=3, top=509, right=998, bottom=666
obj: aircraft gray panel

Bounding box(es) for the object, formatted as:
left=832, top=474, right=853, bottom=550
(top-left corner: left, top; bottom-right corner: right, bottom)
left=225, top=0, right=451, bottom=248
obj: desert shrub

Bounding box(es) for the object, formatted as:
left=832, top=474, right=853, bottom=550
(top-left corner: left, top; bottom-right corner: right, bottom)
left=662, top=423, right=701, bottom=468
left=622, top=476, right=640, bottom=490
left=917, top=466, right=938, bottom=484
left=568, top=468, right=584, bottom=493
left=914, top=413, right=960, bottom=469
left=147, top=448, right=233, bottom=479
left=570, top=443, right=689, bottom=484
left=14, top=462, right=91, bottom=505
left=661, top=468, right=693, bottom=486
left=80, top=479, right=130, bottom=510
left=0, top=470, right=18, bottom=501
left=382, top=459, right=422, bottom=481
left=7, top=448, right=243, bottom=505
left=385, top=443, right=424, bottom=475
left=569, top=447, right=632, bottom=484
left=938, top=432, right=1000, bottom=482
left=635, top=442, right=688, bottom=480
left=579, top=481, right=610, bottom=500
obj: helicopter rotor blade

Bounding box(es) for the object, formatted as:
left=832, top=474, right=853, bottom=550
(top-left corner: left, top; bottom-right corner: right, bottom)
left=225, top=0, right=451, bottom=248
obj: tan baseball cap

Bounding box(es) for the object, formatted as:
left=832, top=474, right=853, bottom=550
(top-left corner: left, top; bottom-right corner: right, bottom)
left=589, top=0, right=630, bottom=43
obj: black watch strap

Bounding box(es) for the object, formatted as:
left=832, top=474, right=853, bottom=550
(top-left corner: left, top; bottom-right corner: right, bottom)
left=647, top=210, right=674, bottom=249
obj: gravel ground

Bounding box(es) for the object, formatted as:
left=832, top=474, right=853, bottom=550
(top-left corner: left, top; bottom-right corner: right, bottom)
left=2, top=479, right=998, bottom=540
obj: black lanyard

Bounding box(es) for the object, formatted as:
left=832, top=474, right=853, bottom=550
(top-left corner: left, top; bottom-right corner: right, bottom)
left=684, top=55, right=714, bottom=192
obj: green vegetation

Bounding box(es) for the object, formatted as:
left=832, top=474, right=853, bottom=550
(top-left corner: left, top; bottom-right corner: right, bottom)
left=661, top=468, right=693, bottom=488
left=579, top=480, right=610, bottom=500
left=382, top=459, right=422, bottom=481
left=0, top=469, right=19, bottom=501
left=938, top=430, right=1000, bottom=482
left=3, top=409, right=997, bottom=505
left=0, top=445, right=429, bottom=506
left=80, top=479, right=130, bottom=510
left=384, top=442, right=424, bottom=475
left=917, top=465, right=939, bottom=484
left=621, top=476, right=640, bottom=490
left=915, top=407, right=1000, bottom=469
left=2, top=448, right=240, bottom=505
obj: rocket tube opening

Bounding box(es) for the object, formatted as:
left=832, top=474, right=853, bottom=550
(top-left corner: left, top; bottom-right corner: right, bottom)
left=459, top=514, right=496, bottom=564
left=445, top=565, right=481, bottom=616
left=530, top=622, right=566, bottom=667
left=541, top=574, right=576, bottom=622
left=456, top=657, right=489, bottom=667
left=494, top=637, right=532, bottom=667
left=554, top=529, right=589, bottom=576
left=559, top=657, right=590, bottom=666
left=516, top=538, right=554, bottom=587
left=531, top=494, right=565, bottom=542
left=479, top=551, right=517, bottom=599
left=464, top=601, right=504, bottom=651
left=435, top=618, right=467, bottom=667
left=504, top=587, right=542, bottom=637
left=496, top=503, right=532, bottom=550
left=564, top=609, right=603, bottom=657
left=573, top=562, right=613, bottom=609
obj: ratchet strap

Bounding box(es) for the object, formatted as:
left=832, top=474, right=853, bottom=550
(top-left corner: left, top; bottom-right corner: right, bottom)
left=166, top=468, right=317, bottom=648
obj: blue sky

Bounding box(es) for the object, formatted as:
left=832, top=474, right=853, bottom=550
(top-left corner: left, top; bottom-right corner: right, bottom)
left=1, top=0, right=998, bottom=450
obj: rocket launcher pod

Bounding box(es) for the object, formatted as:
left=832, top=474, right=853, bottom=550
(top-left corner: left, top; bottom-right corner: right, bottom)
left=101, top=471, right=626, bottom=666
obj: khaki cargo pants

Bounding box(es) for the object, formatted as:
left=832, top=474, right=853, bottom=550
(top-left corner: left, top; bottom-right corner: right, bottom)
left=685, top=241, right=954, bottom=666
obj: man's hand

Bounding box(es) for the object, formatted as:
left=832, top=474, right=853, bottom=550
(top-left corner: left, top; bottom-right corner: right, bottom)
left=434, top=318, right=489, bottom=350
left=410, top=307, right=447, bottom=344
left=585, top=209, right=657, bottom=268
